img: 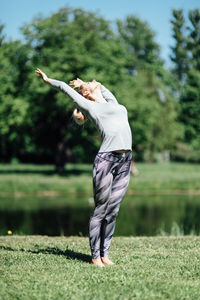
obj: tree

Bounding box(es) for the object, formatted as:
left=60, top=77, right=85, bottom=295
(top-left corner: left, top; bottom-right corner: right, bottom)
left=170, top=8, right=200, bottom=161
left=116, top=15, right=180, bottom=161
left=179, top=69, right=200, bottom=149
left=187, top=9, right=200, bottom=70
left=0, top=24, right=5, bottom=46
left=114, top=70, right=182, bottom=162
left=181, top=9, right=200, bottom=148
left=0, top=7, right=183, bottom=166
left=170, top=9, right=188, bottom=82
left=21, top=7, right=128, bottom=172
left=117, top=16, right=161, bottom=72
left=0, top=31, right=30, bottom=162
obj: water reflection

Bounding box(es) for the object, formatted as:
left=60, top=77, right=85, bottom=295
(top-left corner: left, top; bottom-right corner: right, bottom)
left=0, top=194, right=200, bottom=236
left=115, top=195, right=200, bottom=236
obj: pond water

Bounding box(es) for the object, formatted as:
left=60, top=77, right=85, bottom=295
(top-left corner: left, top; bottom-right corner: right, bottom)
left=0, top=194, right=200, bottom=236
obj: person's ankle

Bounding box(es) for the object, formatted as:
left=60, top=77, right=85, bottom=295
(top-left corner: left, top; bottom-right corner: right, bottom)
left=92, top=257, right=104, bottom=267
left=101, top=256, right=114, bottom=265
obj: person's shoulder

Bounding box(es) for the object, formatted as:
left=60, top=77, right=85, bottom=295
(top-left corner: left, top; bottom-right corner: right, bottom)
left=119, top=104, right=127, bottom=109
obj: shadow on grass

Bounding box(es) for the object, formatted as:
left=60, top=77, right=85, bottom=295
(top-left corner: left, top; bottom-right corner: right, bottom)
left=0, top=245, right=91, bottom=263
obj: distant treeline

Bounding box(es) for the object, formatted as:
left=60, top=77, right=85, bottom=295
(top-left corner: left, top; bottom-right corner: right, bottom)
left=0, top=7, right=199, bottom=171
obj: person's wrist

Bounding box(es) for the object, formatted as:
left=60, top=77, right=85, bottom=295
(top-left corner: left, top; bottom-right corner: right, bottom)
left=44, top=78, right=50, bottom=84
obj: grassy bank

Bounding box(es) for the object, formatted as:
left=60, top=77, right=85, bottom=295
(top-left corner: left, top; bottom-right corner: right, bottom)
left=1, top=163, right=200, bottom=236
left=0, top=235, right=200, bottom=300
left=1, top=165, right=200, bottom=298
left=0, top=162, right=200, bottom=197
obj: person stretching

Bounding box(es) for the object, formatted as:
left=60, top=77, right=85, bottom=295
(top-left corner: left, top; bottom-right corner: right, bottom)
left=35, top=68, right=132, bottom=267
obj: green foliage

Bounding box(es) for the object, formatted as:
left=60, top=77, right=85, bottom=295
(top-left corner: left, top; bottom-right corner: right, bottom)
left=1, top=162, right=200, bottom=197
left=20, top=7, right=129, bottom=168
left=0, top=24, right=5, bottom=46
left=170, top=9, right=188, bottom=82
left=117, top=15, right=161, bottom=71
left=0, top=39, right=31, bottom=161
left=188, top=9, right=200, bottom=70
left=170, top=9, right=200, bottom=159
left=171, top=142, right=200, bottom=162
left=0, top=6, right=192, bottom=165
left=180, top=69, right=200, bottom=147
left=116, top=71, right=182, bottom=161
left=115, top=14, right=179, bottom=161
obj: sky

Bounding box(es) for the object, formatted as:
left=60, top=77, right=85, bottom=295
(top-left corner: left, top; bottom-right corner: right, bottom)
left=1, top=0, right=199, bottom=65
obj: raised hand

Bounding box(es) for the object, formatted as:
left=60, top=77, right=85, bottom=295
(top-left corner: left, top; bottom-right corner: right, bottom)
left=35, top=68, right=50, bottom=83
left=69, top=78, right=84, bottom=89
left=91, top=80, right=101, bottom=90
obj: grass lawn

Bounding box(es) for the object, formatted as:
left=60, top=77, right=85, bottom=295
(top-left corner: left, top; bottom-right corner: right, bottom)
left=1, top=163, right=200, bottom=299
left=0, top=235, right=200, bottom=300
left=0, top=162, right=200, bottom=197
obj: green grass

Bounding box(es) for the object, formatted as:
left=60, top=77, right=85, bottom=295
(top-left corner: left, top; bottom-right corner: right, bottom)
left=0, top=162, right=200, bottom=212
left=132, top=163, right=200, bottom=192
left=0, top=162, right=200, bottom=197
left=1, top=164, right=200, bottom=298
left=0, top=236, right=200, bottom=299
left=0, top=163, right=92, bottom=196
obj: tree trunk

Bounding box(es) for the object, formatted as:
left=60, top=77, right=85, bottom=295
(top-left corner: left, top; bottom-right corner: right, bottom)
left=55, top=140, right=72, bottom=174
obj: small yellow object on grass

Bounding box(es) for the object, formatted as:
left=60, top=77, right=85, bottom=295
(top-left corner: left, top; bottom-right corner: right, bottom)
left=7, top=230, right=12, bottom=235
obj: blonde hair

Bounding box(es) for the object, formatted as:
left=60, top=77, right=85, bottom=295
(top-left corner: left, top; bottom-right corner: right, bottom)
left=72, top=81, right=101, bottom=125
left=72, top=83, right=91, bottom=125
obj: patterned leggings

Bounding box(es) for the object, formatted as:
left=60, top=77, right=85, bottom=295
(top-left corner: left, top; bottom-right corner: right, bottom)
left=89, top=151, right=132, bottom=259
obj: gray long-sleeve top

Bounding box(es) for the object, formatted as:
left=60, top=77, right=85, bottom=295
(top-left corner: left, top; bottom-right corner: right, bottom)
left=50, top=79, right=132, bottom=152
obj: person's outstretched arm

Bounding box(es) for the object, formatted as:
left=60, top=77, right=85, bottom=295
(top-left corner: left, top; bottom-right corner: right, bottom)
left=101, top=85, right=119, bottom=105
left=35, top=68, right=93, bottom=112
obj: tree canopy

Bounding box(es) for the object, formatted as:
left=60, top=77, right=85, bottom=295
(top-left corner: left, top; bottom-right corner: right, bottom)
left=0, top=6, right=199, bottom=169
left=170, top=8, right=200, bottom=161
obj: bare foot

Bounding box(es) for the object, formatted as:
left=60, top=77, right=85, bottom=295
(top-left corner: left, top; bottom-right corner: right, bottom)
left=101, top=257, right=115, bottom=266
left=92, top=258, right=104, bottom=268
